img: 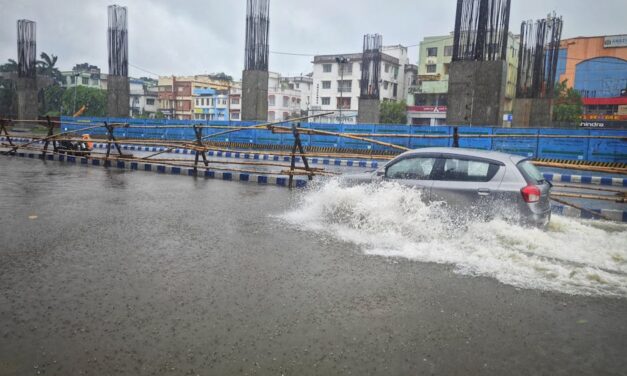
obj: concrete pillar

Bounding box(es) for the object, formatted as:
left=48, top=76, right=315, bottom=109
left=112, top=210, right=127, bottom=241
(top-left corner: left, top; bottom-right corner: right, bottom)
left=16, top=77, right=38, bottom=123
left=241, top=70, right=268, bottom=122
left=357, top=98, right=381, bottom=124
left=107, top=75, right=130, bottom=118
left=446, top=60, right=507, bottom=126
left=512, top=98, right=553, bottom=127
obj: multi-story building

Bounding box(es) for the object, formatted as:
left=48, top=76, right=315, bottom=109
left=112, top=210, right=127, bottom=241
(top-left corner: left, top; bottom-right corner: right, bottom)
left=268, top=72, right=302, bottom=122
left=407, top=33, right=520, bottom=125
left=60, top=63, right=103, bottom=89
left=129, top=78, right=158, bottom=117
left=280, top=74, right=313, bottom=114
left=157, top=75, right=231, bottom=120
left=557, top=34, right=627, bottom=127
left=310, top=45, right=412, bottom=124
left=193, top=88, right=229, bottom=121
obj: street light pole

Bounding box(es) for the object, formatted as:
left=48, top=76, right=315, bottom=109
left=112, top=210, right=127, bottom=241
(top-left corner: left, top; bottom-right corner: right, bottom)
left=73, top=73, right=79, bottom=114
left=335, top=56, right=349, bottom=124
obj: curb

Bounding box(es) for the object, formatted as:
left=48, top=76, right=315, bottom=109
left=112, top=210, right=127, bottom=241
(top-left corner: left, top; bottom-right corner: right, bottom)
left=551, top=204, right=627, bottom=223
left=544, top=172, right=627, bottom=187
left=4, top=151, right=308, bottom=188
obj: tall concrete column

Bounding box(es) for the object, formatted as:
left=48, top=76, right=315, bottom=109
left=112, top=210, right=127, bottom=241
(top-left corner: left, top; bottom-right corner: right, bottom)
left=16, top=77, right=38, bottom=122
left=241, top=70, right=269, bottom=122
left=357, top=99, right=381, bottom=124
left=512, top=98, right=553, bottom=127
left=446, top=60, right=507, bottom=126
left=107, top=75, right=130, bottom=117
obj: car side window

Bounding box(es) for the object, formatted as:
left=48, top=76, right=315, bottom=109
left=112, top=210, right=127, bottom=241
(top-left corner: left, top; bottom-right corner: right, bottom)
left=385, top=157, right=436, bottom=180
left=436, top=158, right=500, bottom=182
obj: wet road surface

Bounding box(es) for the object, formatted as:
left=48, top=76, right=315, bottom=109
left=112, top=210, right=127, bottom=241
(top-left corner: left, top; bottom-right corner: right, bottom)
left=1, top=156, right=626, bottom=375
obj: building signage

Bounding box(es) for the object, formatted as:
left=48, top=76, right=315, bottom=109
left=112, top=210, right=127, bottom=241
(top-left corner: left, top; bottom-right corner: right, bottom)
left=408, top=106, right=447, bottom=113
left=581, top=114, right=627, bottom=121
left=604, top=35, right=627, bottom=48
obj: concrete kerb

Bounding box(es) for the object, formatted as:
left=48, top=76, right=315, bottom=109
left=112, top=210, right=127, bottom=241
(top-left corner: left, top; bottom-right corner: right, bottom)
left=4, top=149, right=307, bottom=189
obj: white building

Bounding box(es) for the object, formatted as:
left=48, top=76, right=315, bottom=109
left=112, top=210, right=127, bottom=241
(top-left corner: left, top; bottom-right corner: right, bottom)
left=280, top=74, right=313, bottom=114
left=268, top=72, right=302, bottom=122
left=310, top=45, right=412, bottom=124
left=60, top=63, right=102, bottom=89
left=130, top=78, right=158, bottom=117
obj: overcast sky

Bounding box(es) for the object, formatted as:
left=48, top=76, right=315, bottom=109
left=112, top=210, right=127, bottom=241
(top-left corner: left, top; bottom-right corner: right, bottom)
left=1, top=0, right=625, bottom=80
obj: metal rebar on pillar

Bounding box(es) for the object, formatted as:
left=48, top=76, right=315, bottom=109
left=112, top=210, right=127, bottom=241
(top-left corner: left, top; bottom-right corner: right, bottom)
left=107, top=5, right=130, bottom=118
left=447, top=0, right=512, bottom=126
left=513, top=13, right=563, bottom=127
left=358, top=34, right=382, bottom=124
left=16, top=19, right=38, bottom=125
left=241, top=0, right=270, bottom=122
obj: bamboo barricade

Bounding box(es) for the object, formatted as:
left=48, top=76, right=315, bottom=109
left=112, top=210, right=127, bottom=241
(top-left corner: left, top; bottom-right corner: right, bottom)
left=551, top=183, right=627, bottom=194
left=140, top=112, right=335, bottom=160
left=532, top=161, right=626, bottom=175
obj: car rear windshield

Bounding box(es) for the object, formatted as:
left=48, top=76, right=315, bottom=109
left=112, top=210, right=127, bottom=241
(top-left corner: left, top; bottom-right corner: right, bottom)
left=517, top=160, right=545, bottom=184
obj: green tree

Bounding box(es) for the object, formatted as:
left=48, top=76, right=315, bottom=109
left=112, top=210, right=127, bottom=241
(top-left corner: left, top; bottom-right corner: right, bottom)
left=61, top=86, right=106, bottom=117
left=0, top=78, right=17, bottom=117
left=41, top=85, right=66, bottom=116
left=379, top=100, right=407, bottom=124
left=553, top=80, right=583, bottom=123
left=0, top=59, right=18, bottom=73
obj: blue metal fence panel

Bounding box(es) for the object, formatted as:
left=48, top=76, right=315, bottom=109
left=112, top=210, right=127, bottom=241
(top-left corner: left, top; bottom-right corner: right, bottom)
left=538, top=128, right=589, bottom=160
left=587, top=130, right=627, bottom=162
left=371, top=124, right=409, bottom=151
left=492, top=128, right=539, bottom=158
left=338, top=123, right=375, bottom=150
left=457, top=127, right=493, bottom=150
left=255, top=129, right=282, bottom=145
left=306, top=123, right=341, bottom=148
left=409, top=126, right=451, bottom=148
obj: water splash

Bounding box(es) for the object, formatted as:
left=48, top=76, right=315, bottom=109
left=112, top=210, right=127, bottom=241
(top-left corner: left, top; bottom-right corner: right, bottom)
left=280, top=179, right=627, bottom=297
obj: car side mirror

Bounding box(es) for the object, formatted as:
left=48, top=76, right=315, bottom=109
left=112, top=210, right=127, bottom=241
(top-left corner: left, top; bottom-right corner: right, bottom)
left=376, top=169, right=385, bottom=177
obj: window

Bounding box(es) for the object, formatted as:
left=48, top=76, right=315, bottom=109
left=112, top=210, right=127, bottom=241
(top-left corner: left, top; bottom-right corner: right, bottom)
left=383, top=81, right=389, bottom=90
left=231, top=111, right=240, bottom=120
left=435, top=158, right=500, bottom=182
left=231, top=97, right=240, bottom=105
left=70, top=75, right=76, bottom=84
left=394, top=67, right=399, bottom=79
left=444, top=45, right=453, bottom=56
left=268, top=111, right=275, bottom=121
left=339, top=63, right=353, bottom=75
left=323, top=64, right=332, bottom=73
left=321, top=97, right=331, bottom=105
left=195, top=99, right=200, bottom=106
left=296, top=83, right=300, bottom=88
left=146, top=98, right=155, bottom=105
left=384, top=63, right=390, bottom=73
left=81, top=77, right=89, bottom=85
left=427, top=47, right=438, bottom=57
left=322, top=81, right=331, bottom=89
left=386, top=157, right=436, bottom=180
left=337, top=80, right=352, bottom=93
left=283, top=96, right=289, bottom=107
left=426, top=64, right=437, bottom=73
left=268, top=95, right=275, bottom=106
left=336, top=97, right=351, bottom=110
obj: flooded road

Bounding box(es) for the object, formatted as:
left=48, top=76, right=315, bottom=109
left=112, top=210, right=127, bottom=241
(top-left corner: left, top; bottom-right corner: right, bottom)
left=1, top=157, right=626, bottom=375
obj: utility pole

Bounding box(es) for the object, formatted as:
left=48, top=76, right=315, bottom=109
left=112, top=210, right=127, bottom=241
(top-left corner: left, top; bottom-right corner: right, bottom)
left=73, top=72, right=80, bottom=114
left=335, top=56, right=349, bottom=124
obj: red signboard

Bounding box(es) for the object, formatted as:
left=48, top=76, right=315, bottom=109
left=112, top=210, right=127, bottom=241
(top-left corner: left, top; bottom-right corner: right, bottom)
left=407, top=106, right=447, bottom=113
left=581, top=114, right=627, bottom=121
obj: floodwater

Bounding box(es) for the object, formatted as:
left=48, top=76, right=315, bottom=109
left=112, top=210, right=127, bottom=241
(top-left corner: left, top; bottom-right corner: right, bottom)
left=1, top=156, right=626, bottom=375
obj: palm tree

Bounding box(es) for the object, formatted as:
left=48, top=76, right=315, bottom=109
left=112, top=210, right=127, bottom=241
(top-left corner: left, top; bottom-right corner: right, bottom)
left=0, top=59, right=18, bottom=73
left=37, top=52, right=63, bottom=84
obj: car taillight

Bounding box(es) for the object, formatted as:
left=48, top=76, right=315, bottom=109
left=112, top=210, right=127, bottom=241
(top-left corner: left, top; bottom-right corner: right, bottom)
left=521, top=185, right=541, bottom=203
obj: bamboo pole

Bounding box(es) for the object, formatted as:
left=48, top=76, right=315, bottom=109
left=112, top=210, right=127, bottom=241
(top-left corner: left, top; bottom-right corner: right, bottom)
left=551, top=183, right=627, bottom=194
left=550, top=191, right=626, bottom=203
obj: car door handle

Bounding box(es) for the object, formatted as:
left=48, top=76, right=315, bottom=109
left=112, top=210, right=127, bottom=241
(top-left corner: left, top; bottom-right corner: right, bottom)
left=477, top=188, right=491, bottom=196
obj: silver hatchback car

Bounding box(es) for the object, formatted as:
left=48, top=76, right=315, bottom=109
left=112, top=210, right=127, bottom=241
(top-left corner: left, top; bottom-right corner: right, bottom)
left=345, top=147, right=552, bottom=226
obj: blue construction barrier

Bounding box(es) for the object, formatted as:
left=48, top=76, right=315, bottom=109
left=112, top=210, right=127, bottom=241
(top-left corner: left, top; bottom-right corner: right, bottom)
left=59, top=116, right=627, bottom=162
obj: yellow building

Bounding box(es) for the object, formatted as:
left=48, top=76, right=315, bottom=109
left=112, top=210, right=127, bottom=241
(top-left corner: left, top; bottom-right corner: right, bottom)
left=407, top=32, right=520, bottom=125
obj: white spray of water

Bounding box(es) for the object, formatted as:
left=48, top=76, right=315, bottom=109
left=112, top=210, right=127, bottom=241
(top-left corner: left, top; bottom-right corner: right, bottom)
left=280, top=180, right=627, bottom=297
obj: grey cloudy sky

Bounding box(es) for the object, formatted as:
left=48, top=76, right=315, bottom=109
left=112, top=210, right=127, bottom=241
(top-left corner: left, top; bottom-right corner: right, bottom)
left=1, top=0, right=625, bottom=80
